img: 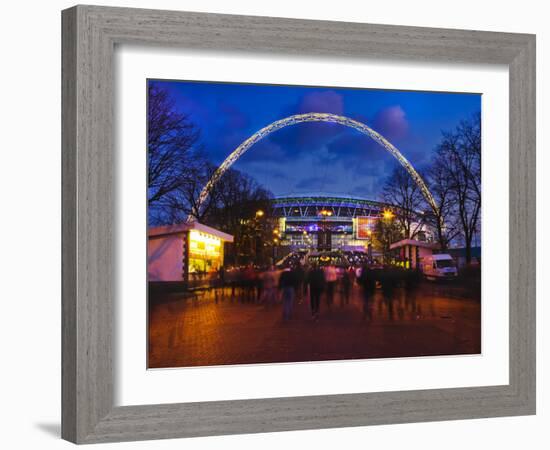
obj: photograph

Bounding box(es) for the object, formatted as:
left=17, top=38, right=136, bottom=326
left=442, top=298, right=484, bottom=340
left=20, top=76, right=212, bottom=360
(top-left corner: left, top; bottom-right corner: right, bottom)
left=147, top=79, right=482, bottom=369
left=1, top=0, right=542, bottom=447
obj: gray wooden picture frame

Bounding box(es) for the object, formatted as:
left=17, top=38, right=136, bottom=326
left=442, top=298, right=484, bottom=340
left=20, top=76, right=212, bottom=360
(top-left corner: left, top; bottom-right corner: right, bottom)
left=61, top=4, right=536, bottom=444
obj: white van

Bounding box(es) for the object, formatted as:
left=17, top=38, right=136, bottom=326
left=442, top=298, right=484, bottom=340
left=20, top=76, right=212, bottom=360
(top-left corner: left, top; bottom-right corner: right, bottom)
left=422, top=254, right=458, bottom=280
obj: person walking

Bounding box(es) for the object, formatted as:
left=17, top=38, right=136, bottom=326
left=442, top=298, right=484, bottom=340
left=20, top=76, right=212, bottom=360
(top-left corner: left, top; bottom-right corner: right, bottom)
left=243, top=264, right=257, bottom=303
left=293, top=263, right=305, bottom=304
left=358, top=264, right=376, bottom=320
left=260, top=265, right=278, bottom=308
left=381, top=266, right=397, bottom=320
left=279, top=268, right=296, bottom=320
left=324, top=264, right=338, bottom=309
left=307, top=264, right=325, bottom=319
left=341, top=266, right=354, bottom=306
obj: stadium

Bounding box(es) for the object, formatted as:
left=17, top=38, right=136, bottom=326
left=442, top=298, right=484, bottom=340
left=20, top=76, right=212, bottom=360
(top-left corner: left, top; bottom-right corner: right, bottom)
left=272, top=194, right=434, bottom=254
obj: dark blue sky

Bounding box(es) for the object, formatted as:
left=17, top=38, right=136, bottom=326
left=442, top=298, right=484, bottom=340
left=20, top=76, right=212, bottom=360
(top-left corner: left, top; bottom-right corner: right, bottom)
left=150, top=79, right=480, bottom=200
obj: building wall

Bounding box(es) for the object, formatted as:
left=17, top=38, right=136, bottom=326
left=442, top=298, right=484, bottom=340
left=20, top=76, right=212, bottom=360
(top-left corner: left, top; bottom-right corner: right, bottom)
left=147, top=234, right=184, bottom=282
left=417, top=246, right=435, bottom=269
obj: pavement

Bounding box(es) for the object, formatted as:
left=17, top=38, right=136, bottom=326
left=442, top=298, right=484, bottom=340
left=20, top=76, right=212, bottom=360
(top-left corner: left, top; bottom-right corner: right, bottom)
left=148, top=282, right=481, bottom=368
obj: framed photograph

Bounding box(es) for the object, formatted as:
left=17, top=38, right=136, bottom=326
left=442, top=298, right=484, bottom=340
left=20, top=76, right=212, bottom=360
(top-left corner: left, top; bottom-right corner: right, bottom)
left=62, top=5, right=536, bottom=444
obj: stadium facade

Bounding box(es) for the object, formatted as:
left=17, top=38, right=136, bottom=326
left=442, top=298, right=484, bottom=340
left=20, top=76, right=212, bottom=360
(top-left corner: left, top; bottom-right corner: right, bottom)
left=272, top=194, right=433, bottom=253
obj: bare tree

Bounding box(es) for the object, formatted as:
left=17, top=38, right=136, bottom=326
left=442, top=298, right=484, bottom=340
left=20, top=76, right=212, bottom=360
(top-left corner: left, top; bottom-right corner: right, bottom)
left=425, top=158, right=461, bottom=250
left=205, top=170, right=272, bottom=230
left=432, top=113, right=481, bottom=263
left=382, top=166, right=426, bottom=239
left=203, top=169, right=275, bottom=265
left=147, top=83, right=203, bottom=224
left=146, top=84, right=275, bottom=234
left=156, top=161, right=220, bottom=224
left=372, top=214, right=404, bottom=264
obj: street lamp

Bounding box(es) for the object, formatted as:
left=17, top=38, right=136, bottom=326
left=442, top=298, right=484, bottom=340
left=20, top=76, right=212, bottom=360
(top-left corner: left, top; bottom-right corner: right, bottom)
left=255, top=209, right=264, bottom=218
left=383, top=209, right=394, bottom=220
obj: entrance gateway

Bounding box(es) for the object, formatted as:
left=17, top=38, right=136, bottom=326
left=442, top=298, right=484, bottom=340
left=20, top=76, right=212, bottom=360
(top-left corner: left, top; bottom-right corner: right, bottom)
left=271, top=195, right=419, bottom=252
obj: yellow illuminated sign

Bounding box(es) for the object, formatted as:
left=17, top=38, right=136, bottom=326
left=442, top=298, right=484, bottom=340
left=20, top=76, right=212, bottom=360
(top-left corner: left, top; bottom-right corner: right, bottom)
left=188, top=230, right=221, bottom=258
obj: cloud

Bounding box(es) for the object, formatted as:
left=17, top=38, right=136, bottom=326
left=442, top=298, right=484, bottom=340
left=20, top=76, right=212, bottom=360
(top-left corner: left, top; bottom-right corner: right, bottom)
left=327, top=131, right=385, bottom=159
left=204, top=100, right=413, bottom=199
left=209, top=91, right=347, bottom=164
left=321, top=106, right=413, bottom=179
left=325, top=129, right=396, bottom=176
left=235, top=137, right=288, bottom=163
left=294, top=175, right=335, bottom=191
left=371, top=105, right=409, bottom=141
left=295, top=90, right=344, bottom=115
left=217, top=102, right=250, bottom=129
left=235, top=161, right=290, bottom=180
left=265, top=90, right=346, bottom=157
left=350, top=180, right=380, bottom=199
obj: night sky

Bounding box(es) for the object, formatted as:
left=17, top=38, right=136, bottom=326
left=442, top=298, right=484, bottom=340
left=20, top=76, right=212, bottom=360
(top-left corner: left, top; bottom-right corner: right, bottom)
left=149, top=79, right=481, bottom=200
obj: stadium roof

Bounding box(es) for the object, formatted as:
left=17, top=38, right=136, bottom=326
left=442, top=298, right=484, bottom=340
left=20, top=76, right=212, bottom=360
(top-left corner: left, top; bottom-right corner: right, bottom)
left=272, top=193, right=428, bottom=220
left=273, top=194, right=389, bottom=209
left=274, top=192, right=380, bottom=202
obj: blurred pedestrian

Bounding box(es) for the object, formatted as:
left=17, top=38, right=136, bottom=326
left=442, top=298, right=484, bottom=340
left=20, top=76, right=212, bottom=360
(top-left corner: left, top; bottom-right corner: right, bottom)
left=307, top=264, right=325, bottom=319
left=260, top=265, right=279, bottom=307
left=279, top=268, right=296, bottom=320
left=358, top=264, right=376, bottom=320
left=293, top=263, right=306, bottom=304
left=324, top=264, right=338, bottom=308
left=341, top=266, right=354, bottom=306
left=381, top=266, right=397, bottom=320
left=243, top=264, right=257, bottom=302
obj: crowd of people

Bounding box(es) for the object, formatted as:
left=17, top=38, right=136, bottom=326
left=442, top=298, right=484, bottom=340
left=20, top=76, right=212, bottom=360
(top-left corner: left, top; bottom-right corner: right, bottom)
left=214, top=263, right=413, bottom=321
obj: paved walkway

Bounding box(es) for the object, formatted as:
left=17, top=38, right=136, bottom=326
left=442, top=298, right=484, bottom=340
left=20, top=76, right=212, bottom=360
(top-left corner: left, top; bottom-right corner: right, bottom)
left=148, top=283, right=481, bottom=368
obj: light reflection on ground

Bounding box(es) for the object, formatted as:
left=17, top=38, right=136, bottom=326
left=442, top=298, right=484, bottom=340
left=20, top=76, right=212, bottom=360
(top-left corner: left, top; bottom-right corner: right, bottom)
left=148, top=282, right=481, bottom=369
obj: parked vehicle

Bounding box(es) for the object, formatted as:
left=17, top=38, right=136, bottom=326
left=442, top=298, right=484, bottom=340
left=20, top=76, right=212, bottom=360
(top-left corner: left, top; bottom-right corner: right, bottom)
left=421, top=254, right=458, bottom=281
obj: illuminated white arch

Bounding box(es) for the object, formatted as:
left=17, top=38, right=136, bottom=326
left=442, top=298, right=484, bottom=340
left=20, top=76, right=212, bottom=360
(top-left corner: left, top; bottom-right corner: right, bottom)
left=190, top=113, right=437, bottom=220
